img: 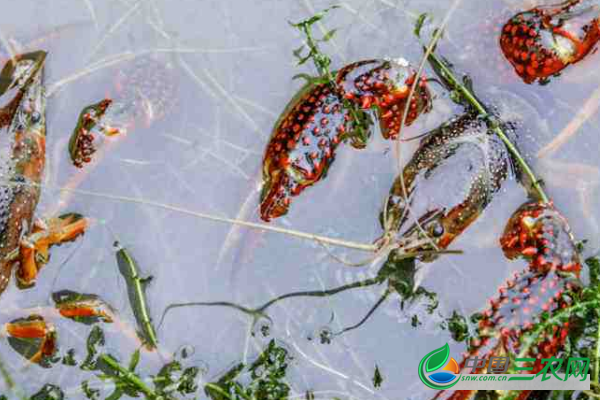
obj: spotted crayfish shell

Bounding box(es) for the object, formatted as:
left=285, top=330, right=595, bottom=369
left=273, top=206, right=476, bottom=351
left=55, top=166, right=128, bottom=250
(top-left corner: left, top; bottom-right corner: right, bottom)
left=434, top=203, right=582, bottom=400
left=499, top=0, right=600, bottom=84
left=260, top=59, right=432, bottom=222
left=260, top=82, right=348, bottom=222
left=500, top=201, right=581, bottom=274
left=336, top=58, right=432, bottom=140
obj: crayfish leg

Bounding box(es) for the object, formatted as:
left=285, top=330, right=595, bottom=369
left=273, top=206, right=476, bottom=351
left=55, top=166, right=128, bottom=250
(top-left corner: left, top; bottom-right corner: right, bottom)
left=16, top=213, right=88, bottom=288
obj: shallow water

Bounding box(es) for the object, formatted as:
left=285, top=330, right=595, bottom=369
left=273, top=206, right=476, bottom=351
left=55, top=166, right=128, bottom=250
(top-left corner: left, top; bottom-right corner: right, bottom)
left=0, top=0, right=599, bottom=399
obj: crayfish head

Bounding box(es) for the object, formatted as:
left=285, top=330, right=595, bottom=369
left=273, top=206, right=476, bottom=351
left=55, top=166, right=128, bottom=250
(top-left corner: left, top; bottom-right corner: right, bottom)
left=396, top=209, right=452, bottom=262
left=259, top=169, right=291, bottom=222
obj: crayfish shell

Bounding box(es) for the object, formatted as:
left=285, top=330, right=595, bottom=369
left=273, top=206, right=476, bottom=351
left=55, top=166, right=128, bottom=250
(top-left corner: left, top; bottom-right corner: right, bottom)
left=499, top=0, right=600, bottom=84
left=260, top=58, right=432, bottom=222
left=466, top=202, right=582, bottom=372
left=500, top=201, right=581, bottom=274
left=336, top=58, right=431, bottom=140
left=5, top=314, right=57, bottom=367
left=53, top=290, right=115, bottom=324
left=383, top=113, right=512, bottom=254
left=260, top=82, right=348, bottom=222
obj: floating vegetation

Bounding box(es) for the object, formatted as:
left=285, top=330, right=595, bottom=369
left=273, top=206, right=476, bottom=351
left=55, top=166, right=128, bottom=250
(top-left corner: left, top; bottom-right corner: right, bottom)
left=373, top=364, right=383, bottom=388
left=29, top=384, right=64, bottom=400
left=153, top=360, right=200, bottom=397
left=443, top=311, right=470, bottom=343
left=96, top=352, right=158, bottom=399
left=114, top=242, right=158, bottom=350
left=61, top=348, right=77, bottom=366
left=205, top=339, right=292, bottom=400
left=288, top=5, right=372, bottom=149
left=80, top=326, right=106, bottom=371
left=80, top=381, right=99, bottom=400
left=160, top=248, right=446, bottom=339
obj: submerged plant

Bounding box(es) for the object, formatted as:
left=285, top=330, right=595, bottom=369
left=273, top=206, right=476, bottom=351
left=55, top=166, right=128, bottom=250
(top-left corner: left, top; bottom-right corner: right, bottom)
left=205, top=339, right=292, bottom=400
left=29, top=384, right=64, bottom=400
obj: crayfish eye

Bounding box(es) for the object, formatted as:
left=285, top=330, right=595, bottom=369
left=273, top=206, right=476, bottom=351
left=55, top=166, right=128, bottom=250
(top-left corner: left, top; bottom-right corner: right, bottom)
left=431, top=222, right=444, bottom=238
left=30, top=111, right=41, bottom=123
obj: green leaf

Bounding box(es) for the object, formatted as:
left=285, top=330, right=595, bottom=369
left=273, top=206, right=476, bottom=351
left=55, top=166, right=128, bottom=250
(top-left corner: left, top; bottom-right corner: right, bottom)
left=81, top=381, right=100, bottom=400
left=128, top=349, right=140, bottom=372
left=379, top=252, right=416, bottom=297
left=372, top=365, right=383, bottom=388
left=291, top=74, right=330, bottom=86
left=462, top=75, right=474, bottom=92
left=449, top=90, right=463, bottom=104
left=178, top=366, right=200, bottom=394
left=425, top=343, right=450, bottom=373
left=470, top=312, right=483, bottom=324
left=80, top=326, right=105, bottom=371
left=291, top=73, right=315, bottom=82
left=154, top=359, right=199, bottom=396
left=297, top=55, right=312, bottom=66
left=62, top=349, right=77, bottom=366
left=290, top=5, right=340, bottom=28
left=445, top=311, right=469, bottom=342
left=292, top=45, right=305, bottom=60
left=30, top=384, right=64, bottom=400
left=414, top=13, right=429, bottom=37
left=205, top=340, right=291, bottom=400
left=432, top=27, right=444, bottom=41
left=420, top=288, right=439, bottom=314
left=585, top=256, right=600, bottom=286
left=411, top=314, right=421, bottom=327
left=321, top=28, right=338, bottom=42
left=104, top=388, right=124, bottom=400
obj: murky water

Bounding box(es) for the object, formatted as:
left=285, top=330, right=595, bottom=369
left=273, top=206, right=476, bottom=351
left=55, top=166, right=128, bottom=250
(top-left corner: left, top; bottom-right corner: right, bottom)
left=0, top=0, right=599, bottom=399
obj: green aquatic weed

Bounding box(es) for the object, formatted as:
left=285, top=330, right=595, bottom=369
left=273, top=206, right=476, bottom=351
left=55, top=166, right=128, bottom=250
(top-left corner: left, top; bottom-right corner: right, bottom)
left=373, top=365, right=383, bottom=388
left=29, top=385, right=64, bottom=400
left=205, top=340, right=292, bottom=400
left=290, top=6, right=373, bottom=148
left=153, top=360, right=200, bottom=396
left=444, top=311, right=470, bottom=343
left=81, top=381, right=99, bottom=400
left=62, top=349, right=77, bottom=366
left=115, top=242, right=159, bottom=350
left=81, top=326, right=105, bottom=371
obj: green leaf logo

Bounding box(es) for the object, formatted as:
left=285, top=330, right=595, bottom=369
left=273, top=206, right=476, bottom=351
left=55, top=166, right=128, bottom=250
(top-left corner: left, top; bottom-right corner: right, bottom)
left=425, top=343, right=450, bottom=372
left=418, top=343, right=460, bottom=390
